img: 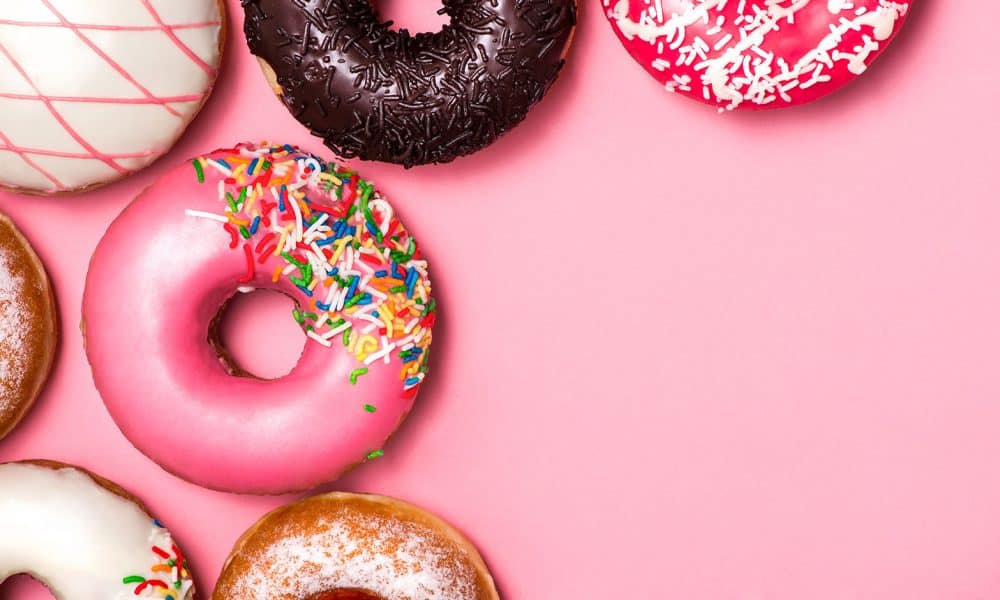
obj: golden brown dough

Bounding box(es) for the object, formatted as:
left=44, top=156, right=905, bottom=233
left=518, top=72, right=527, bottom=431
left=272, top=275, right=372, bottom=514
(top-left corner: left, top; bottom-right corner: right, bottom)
left=0, top=214, right=57, bottom=441
left=215, top=492, right=499, bottom=600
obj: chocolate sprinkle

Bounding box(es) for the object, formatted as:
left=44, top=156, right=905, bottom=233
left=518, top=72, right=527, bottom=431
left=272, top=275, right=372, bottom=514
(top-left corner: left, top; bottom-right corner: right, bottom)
left=241, top=0, right=577, bottom=167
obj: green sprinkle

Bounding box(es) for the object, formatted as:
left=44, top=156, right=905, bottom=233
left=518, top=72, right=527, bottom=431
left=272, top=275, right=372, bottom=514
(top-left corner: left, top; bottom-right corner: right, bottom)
left=343, top=329, right=351, bottom=346
left=261, top=160, right=272, bottom=171
left=238, top=225, right=251, bottom=239
left=364, top=404, right=377, bottom=413
left=422, top=298, right=436, bottom=316
left=292, top=309, right=305, bottom=325
left=366, top=449, right=384, bottom=460
left=123, top=576, right=146, bottom=585
left=350, top=367, right=368, bottom=385
left=344, top=293, right=363, bottom=309
left=281, top=252, right=305, bottom=268
left=389, top=285, right=408, bottom=294
left=328, top=317, right=345, bottom=328
left=192, top=160, right=204, bottom=184
left=237, top=186, right=248, bottom=206
left=167, top=559, right=176, bottom=568
left=226, top=192, right=238, bottom=212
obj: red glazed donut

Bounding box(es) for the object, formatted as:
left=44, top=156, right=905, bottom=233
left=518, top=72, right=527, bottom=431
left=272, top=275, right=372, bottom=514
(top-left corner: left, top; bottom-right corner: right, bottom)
left=602, top=0, right=910, bottom=110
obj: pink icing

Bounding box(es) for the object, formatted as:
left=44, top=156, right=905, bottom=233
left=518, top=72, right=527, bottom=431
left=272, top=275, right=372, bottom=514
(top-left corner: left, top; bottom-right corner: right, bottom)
left=83, top=144, right=434, bottom=494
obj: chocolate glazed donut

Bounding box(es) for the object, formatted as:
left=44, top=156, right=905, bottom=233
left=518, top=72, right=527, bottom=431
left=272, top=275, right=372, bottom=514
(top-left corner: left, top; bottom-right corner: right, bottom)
left=242, top=0, right=577, bottom=166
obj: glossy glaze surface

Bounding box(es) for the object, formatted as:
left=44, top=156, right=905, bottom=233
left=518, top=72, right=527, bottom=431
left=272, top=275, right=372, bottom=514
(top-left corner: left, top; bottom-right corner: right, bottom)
left=83, top=144, right=433, bottom=495
left=602, top=0, right=909, bottom=109
left=243, top=0, right=576, bottom=165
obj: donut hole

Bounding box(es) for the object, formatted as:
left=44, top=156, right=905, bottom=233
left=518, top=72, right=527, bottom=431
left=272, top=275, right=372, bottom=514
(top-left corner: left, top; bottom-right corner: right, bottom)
left=0, top=574, right=55, bottom=599
left=215, top=289, right=306, bottom=380
left=376, top=0, right=450, bottom=34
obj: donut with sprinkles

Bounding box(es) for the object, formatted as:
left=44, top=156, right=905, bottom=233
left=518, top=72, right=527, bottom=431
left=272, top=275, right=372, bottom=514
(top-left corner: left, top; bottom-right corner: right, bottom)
left=0, top=460, right=195, bottom=599
left=602, top=0, right=910, bottom=110
left=83, top=142, right=435, bottom=494
left=241, top=0, right=577, bottom=166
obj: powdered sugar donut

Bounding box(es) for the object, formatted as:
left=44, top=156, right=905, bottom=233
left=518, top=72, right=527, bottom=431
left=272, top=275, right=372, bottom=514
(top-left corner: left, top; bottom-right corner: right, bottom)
left=83, top=143, right=435, bottom=494
left=0, top=460, right=195, bottom=599
left=603, top=0, right=910, bottom=110
left=0, top=212, right=56, bottom=442
left=213, top=492, right=498, bottom=600
left=0, top=0, right=224, bottom=194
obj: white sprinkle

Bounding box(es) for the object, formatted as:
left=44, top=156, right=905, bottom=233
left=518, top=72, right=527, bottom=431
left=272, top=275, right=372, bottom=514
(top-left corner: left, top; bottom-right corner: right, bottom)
left=184, top=209, right=228, bottom=223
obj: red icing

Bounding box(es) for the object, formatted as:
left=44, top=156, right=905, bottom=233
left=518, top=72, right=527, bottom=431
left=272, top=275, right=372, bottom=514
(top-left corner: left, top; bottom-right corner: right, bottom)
left=603, top=0, right=910, bottom=110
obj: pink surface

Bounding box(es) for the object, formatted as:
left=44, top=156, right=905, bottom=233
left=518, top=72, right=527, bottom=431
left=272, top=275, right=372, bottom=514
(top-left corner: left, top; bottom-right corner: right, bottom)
left=1, top=0, right=1000, bottom=597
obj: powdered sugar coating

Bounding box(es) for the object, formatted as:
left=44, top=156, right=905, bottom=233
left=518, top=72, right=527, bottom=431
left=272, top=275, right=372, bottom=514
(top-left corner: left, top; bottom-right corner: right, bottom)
left=0, top=248, right=27, bottom=414
left=229, top=514, right=479, bottom=600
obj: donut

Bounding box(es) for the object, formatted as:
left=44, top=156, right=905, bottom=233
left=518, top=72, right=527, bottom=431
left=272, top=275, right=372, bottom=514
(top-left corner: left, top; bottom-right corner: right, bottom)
left=602, top=0, right=910, bottom=110
left=0, top=0, right=224, bottom=194
left=0, top=460, right=195, bottom=598
left=83, top=142, right=436, bottom=494
left=242, top=0, right=577, bottom=167
left=214, top=492, right=499, bottom=600
left=0, top=213, right=56, bottom=442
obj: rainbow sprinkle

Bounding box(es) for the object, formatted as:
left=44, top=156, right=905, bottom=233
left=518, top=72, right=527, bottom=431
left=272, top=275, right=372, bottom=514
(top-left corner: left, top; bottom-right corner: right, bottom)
left=184, top=143, right=434, bottom=397
left=121, top=520, right=192, bottom=598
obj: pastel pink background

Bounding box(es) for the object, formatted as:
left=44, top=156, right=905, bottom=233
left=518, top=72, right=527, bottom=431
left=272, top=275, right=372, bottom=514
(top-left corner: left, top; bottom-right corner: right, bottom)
left=2, top=0, right=999, bottom=597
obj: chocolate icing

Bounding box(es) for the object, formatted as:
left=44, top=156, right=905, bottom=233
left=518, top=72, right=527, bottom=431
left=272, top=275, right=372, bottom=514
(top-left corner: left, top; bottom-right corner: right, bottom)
left=241, top=0, right=576, bottom=167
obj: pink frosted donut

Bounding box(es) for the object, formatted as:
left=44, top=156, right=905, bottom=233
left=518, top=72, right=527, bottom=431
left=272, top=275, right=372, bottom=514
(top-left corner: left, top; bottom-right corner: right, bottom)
left=602, top=0, right=910, bottom=110
left=83, top=143, right=435, bottom=494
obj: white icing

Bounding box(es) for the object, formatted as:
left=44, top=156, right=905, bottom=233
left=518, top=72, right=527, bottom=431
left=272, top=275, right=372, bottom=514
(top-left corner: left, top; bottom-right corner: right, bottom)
left=227, top=507, right=481, bottom=600
left=0, top=0, right=222, bottom=192
left=0, top=463, right=194, bottom=600
left=606, top=0, right=908, bottom=109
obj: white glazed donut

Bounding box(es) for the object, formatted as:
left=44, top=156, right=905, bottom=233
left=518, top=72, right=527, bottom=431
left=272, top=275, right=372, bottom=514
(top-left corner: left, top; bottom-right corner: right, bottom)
left=0, top=461, right=195, bottom=599
left=0, top=0, right=224, bottom=194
